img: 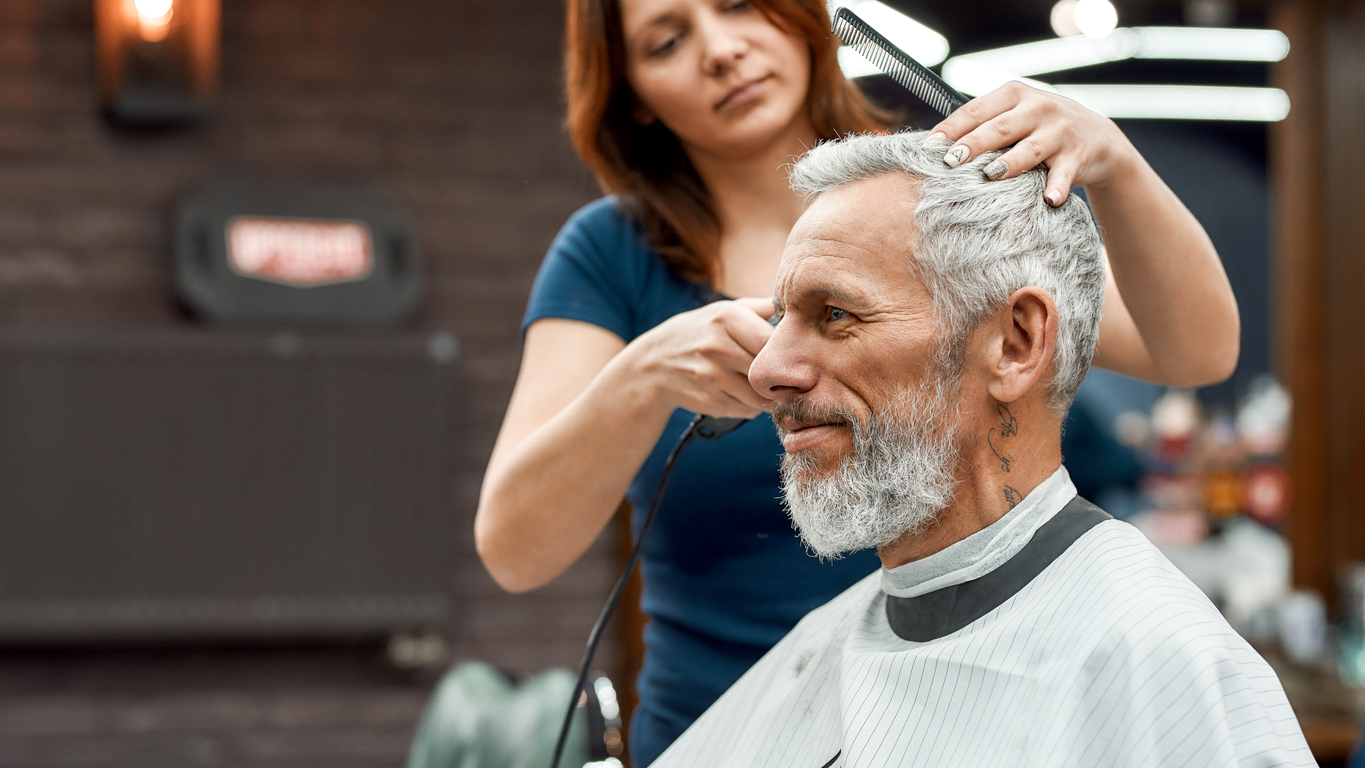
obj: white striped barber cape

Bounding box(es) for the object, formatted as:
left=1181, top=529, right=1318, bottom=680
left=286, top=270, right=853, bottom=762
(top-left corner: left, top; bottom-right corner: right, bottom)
left=652, top=467, right=1313, bottom=768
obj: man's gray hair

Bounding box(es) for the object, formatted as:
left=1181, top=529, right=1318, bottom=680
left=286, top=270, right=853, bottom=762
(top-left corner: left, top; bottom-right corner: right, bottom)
left=789, top=130, right=1106, bottom=411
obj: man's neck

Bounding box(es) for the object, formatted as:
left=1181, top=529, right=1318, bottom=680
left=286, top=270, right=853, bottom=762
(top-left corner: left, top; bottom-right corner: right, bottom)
left=877, top=400, right=1063, bottom=570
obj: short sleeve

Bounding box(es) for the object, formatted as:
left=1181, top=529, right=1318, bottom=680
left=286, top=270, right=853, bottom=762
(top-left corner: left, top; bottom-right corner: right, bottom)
left=522, top=197, right=647, bottom=342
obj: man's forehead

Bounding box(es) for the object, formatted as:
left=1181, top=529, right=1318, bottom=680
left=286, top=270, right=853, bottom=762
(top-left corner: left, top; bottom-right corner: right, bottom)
left=789, top=172, right=918, bottom=242
left=778, top=173, right=920, bottom=301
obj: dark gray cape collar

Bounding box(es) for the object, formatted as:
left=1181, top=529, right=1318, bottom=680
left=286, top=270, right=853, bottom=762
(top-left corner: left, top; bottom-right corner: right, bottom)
left=885, top=496, right=1112, bottom=642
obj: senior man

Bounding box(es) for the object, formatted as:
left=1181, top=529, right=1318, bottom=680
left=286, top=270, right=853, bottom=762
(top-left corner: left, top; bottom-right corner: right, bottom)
left=651, top=131, right=1312, bottom=768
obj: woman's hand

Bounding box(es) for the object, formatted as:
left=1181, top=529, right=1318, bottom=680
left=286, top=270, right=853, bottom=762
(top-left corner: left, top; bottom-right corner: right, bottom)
left=925, top=82, right=1239, bottom=387
left=476, top=296, right=776, bottom=592
left=926, top=81, right=1141, bottom=207
left=625, top=297, right=777, bottom=419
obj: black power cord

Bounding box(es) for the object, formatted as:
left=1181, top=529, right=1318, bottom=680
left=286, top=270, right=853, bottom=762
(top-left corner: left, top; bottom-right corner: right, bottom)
left=548, top=413, right=748, bottom=768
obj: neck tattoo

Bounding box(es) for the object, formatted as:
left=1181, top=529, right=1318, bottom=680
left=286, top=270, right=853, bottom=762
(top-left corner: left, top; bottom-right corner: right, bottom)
left=988, top=403, right=1022, bottom=509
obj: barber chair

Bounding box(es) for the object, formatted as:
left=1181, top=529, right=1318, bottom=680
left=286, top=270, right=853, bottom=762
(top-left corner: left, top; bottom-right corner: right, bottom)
left=405, top=661, right=623, bottom=768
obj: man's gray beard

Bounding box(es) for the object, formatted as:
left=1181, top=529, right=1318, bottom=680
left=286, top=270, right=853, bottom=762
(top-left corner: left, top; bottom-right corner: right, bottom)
left=777, top=369, right=963, bottom=559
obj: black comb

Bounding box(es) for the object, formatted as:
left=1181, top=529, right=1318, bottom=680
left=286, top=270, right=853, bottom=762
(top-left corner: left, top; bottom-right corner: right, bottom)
left=831, top=6, right=969, bottom=118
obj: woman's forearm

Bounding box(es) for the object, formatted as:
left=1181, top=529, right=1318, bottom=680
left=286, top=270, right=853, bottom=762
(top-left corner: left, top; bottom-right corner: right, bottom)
left=1087, top=150, right=1240, bottom=386
left=477, top=302, right=772, bottom=592
left=475, top=344, right=676, bottom=593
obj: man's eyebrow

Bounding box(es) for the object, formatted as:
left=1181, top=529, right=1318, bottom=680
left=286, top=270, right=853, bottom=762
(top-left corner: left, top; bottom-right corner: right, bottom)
left=800, top=283, right=872, bottom=309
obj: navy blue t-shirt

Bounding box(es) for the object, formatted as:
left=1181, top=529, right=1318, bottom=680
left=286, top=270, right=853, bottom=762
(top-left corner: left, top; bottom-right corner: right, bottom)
left=523, top=198, right=881, bottom=765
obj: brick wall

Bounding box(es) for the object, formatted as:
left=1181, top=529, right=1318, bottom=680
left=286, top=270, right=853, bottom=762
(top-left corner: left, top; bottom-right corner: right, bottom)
left=0, top=0, right=616, bottom=675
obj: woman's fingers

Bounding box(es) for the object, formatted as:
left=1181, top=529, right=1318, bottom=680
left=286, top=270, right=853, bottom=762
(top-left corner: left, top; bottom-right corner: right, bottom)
left=691, top=368, right=769, bottom=418
left=723, top=369, right=773, bottom=412
left=983, top=144, right=1078, bottom=205
left=984, top=131, right=1059, bottom=180
left=637, top=300, right=783, bottom=417
left=1042, top=157, right=1080, bottom=206
left=924, top=82, right=1094, bottom=207
left=927, top=82, right=1028, bottom=144
left=942, top=112, right=1042, bottom=170
left=721, top=301, right=776, bottom=357
left=937, top=88, right=1074, bottom=169
left=733, top=296, right=775, bottom=319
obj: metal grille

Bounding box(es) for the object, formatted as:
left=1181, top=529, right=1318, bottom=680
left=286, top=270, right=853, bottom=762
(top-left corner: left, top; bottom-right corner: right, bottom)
left=0, top=327, right=458, bottom=640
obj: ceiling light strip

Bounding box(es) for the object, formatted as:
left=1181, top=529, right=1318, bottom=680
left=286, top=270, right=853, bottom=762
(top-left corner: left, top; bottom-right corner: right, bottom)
left=940, top=27, right=1289, bottom=83
left=1054, top=85, right=1291, bottom=121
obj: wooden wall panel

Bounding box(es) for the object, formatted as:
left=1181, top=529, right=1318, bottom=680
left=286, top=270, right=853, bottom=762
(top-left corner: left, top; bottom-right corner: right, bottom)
left=1322, top=0, right=1365, bottom=601
left=0, top=0, right=617, bottom=677
left=1272, top=0, right=1331, bottom=601
left=1273, top=0, right=1365, bottom=606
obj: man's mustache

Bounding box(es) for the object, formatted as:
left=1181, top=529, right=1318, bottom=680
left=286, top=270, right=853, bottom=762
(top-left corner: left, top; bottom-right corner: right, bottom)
left=770, top=398, right=864, bottom=438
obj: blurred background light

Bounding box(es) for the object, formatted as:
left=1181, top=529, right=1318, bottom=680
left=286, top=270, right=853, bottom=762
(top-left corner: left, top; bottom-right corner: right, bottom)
left=939, top=19, right=1292, bottom=122
left=134, top=0, right=173, bottom=22
left=1051, top=0, right=1082, bottom=37
left=1051, top=84, right=1291, bottom=121
left=1134, top=27, right=1290, bottom=62
left=1073, top=0, right=1119, bottom=38
left=133, top=0, right=174, bottom=42
left=940, top=57, right=1055, bottom=98
left=941, top=56, right=1290, bottom=122
left=837, top=47, right=884, bottom=79
left=949, top=32, right=1139, bottom=79
left=944, top=27, right=1289, bottom=84
left=95, top=0, right=221, bottom=125
left=831, top=0, right=950, bottom=78
left=1184, top=0, right=1237, bottom=27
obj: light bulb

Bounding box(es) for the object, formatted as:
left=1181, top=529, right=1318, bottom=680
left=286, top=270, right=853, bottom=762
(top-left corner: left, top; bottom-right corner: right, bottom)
left=132, top=0, right=173, bottom=42
left=134, top=0, right=173, bottom=23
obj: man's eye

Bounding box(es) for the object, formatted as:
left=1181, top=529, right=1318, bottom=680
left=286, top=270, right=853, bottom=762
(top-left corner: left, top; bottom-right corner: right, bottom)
left=828, top=307, right=849, bottom=322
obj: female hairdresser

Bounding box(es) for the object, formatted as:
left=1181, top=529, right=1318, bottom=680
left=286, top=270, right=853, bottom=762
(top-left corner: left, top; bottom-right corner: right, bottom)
left=476, top=0, right=1238, bottom=764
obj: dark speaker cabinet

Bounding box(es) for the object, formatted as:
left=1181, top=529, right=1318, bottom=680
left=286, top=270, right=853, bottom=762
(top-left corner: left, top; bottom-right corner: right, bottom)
left=0, top=327, right=458, bottom=640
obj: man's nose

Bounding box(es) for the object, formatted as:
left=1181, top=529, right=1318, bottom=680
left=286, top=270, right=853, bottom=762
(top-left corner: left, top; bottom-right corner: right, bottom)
left=749, top=318, right=819, bottom=400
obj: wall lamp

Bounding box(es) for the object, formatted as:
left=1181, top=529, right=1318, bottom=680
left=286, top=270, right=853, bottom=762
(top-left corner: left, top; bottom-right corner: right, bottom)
left=94, top=0, right=221, bottom=126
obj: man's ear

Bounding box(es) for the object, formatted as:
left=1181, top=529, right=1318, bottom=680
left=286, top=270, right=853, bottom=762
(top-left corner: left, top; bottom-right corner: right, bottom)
left=983, top=286, right=1058, bottom=404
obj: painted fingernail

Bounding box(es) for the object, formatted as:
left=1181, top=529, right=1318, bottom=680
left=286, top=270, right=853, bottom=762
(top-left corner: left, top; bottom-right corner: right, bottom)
left=944, top=145, right=970, bottom=168
left=983, top=160, right=1008, bottom=180
left=1046, top=189, right=1063, bottom=206
left=922, top=131, right=947, bottom=147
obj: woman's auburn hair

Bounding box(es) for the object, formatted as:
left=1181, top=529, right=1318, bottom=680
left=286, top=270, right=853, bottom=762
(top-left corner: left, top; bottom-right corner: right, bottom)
left=564, top=0, right=892, bottom=286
